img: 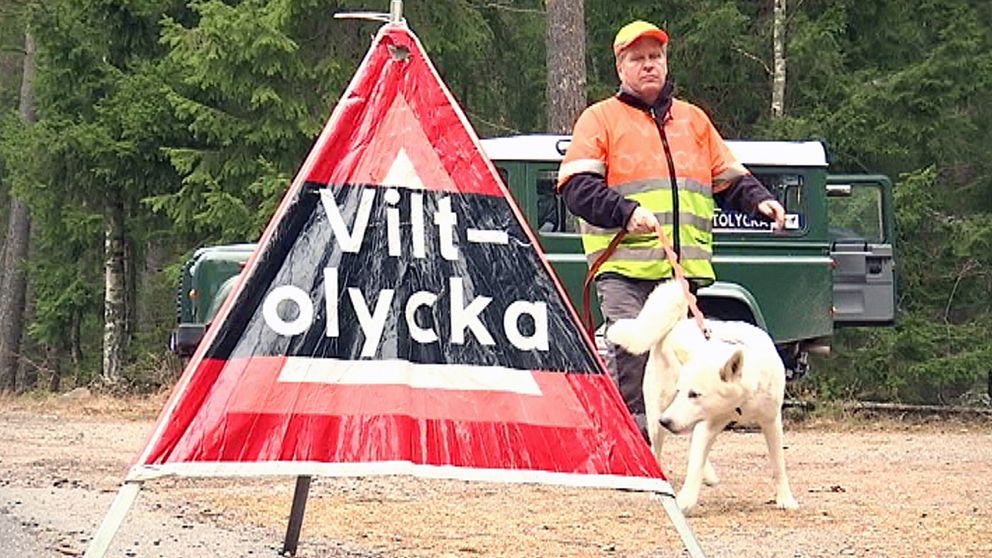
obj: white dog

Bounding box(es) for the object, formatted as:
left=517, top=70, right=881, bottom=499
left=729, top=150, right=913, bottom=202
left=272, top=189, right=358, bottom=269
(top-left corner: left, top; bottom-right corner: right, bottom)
left=607, top=280, right=799, bottom=514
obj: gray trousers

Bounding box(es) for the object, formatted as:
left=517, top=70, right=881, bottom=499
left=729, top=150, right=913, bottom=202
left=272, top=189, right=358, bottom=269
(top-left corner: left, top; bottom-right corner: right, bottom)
left=596, top=275, right=664, bottom=440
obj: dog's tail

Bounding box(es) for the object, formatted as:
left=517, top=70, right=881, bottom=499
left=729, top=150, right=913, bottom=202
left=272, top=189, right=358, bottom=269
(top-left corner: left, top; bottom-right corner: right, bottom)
left=605, top=280, right=689, bottom=355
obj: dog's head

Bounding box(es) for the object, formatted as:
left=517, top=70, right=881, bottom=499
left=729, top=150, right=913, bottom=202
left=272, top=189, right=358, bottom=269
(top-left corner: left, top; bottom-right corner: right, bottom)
left=659, top=343, right=747, bottom=434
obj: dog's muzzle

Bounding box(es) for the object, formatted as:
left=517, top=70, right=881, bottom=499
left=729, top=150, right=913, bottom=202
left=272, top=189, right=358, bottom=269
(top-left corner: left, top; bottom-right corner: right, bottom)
left=659, top=416, right=680, bottom=434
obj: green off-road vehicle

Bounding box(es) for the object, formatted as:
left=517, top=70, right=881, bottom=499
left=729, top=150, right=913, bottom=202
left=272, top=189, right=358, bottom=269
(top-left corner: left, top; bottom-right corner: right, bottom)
left=170, top=135, right=895, bottom=378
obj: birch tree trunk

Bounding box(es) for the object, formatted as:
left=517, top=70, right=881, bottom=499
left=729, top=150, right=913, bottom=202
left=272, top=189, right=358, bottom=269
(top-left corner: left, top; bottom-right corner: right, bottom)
left=102, top=197, right=126, bottom=385
left=771, top=0, right=787, bottom=117
left=545, top=0, right=586, bottom=134
left=0, top=29, right=36, bottom=393
left=124, top=233, right=137, bottom=342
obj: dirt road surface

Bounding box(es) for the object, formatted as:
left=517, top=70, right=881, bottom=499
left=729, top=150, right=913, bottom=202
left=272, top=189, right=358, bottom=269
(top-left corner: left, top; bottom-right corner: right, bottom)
left=1, top=394, right=989, bottom=558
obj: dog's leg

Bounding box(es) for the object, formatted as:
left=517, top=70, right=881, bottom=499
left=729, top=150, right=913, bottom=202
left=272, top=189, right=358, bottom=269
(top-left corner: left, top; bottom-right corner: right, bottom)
left=702, top=458, right=719, bottom=487
left=643, top=385, right=667, bottom=465
left=642, top=351, right=674, bottom=466
left=676, top=420, right=724, bottom=514
left=762, top=413, right=799, bottom=510
left=646, top=402, right=667, bottom=466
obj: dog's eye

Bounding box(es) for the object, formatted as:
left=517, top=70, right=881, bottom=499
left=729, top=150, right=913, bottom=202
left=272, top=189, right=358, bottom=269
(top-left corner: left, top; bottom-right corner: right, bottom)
left=687, top=390, right=700, bottom=399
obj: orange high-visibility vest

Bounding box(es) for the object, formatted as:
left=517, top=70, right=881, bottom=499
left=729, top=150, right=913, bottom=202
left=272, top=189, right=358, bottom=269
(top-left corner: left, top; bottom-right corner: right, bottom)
left=558, top=96, right=750, bottom=282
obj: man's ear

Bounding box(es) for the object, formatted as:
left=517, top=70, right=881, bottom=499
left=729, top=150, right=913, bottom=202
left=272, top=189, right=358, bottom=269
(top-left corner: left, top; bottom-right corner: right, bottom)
left=719, top=349, right=744, bottom=382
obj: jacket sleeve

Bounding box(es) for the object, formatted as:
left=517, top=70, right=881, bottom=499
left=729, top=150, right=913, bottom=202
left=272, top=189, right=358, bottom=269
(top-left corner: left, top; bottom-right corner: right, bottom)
left=560, top=173, right=639, bottom=229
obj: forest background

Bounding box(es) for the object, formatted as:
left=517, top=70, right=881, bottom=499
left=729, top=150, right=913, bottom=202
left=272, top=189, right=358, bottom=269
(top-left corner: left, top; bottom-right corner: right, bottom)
left=0, top=0, right=990, bottom=406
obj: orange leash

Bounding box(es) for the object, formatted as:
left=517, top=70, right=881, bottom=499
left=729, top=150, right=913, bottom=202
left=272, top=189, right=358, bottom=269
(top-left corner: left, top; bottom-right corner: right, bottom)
left=580, top=225, right=711, bottom=340
left=651, top=224, right=711, bottom=340
left=581, top=230, right=627, bottom=335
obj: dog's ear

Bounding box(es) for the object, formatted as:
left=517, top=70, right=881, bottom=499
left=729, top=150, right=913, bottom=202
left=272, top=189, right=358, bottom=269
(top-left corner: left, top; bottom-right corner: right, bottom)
left=719, top=348, right=744, bottom=382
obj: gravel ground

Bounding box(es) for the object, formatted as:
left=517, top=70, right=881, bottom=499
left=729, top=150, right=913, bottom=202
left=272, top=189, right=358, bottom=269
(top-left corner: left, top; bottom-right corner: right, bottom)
left=0, top=393, right=990, bottom=558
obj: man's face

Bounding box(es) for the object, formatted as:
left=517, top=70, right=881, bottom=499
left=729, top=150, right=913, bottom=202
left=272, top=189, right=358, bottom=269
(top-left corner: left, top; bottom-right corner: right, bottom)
left=616, top=37, right=667, bottom=103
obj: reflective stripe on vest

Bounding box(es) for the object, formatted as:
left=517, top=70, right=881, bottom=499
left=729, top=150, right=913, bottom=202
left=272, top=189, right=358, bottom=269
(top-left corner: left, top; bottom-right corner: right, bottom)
left=578, top=179, right=715, bottom=280
left=558, top=158, right=607, bottom=183
left=581, top=224, right=714, bottom=280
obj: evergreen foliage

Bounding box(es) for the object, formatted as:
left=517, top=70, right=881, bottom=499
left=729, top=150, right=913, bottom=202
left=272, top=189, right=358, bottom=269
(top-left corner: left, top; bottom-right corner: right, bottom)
left=0, top=0, right=989, bottom=402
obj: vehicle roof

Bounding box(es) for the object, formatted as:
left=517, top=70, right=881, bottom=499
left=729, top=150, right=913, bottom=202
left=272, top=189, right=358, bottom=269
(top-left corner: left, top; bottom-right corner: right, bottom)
left=188, top=244, right=256, bottom=276
left=190, top=243, right=257, bottom=269
left=480, top=134, right=829, bottom=168
left=192, top=243, right=257, bottom=258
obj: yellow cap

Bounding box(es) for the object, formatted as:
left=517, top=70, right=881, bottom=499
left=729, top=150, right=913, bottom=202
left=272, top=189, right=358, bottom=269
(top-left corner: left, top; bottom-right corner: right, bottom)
left=613, top=20, right=669, bottom=55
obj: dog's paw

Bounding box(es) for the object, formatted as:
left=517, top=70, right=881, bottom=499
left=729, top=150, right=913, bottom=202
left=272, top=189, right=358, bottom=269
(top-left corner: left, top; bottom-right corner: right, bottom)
left=775, top=495, right=799, bottom=510
left=676, top=491, right=698, bottom=515
left=702, top=462, right=719, bottom=487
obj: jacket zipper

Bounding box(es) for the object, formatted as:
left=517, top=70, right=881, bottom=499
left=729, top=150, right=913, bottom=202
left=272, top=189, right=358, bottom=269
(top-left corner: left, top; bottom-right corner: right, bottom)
left=651, top=107, right=681, bottom=260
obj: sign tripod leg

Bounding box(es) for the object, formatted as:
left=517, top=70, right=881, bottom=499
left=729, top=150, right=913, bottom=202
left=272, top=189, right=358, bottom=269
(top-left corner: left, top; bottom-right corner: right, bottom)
left=82, top=480, right=143, bottom=558
left=281, top=475, right=312, bottom=556
left=657, top=492, right=707, bottom=558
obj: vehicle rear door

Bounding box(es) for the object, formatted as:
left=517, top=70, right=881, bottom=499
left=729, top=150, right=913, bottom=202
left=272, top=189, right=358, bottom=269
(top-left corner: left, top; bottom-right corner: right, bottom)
left=827, top=175, right=896, bottom=325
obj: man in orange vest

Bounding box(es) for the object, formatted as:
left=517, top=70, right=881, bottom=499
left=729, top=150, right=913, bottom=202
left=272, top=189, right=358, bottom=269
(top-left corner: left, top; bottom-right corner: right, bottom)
left=558, top=20, right=786, bottom=440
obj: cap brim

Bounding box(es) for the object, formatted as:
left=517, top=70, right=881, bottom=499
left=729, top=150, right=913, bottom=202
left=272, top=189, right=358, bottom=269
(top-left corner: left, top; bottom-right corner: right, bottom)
left=614, top=29, right=669, bottom=54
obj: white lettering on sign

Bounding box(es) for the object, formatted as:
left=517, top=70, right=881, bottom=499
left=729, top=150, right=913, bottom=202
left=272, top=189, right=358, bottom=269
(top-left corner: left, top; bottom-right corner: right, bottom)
left=319, top=188, right=376, bottom=252
left=504, top=300, right=549, bottom=351
left=434, top=196, right=459, bottom=261
left=449, top=276, right=494, bottom=346
left=384, top=188, right=402, bottom=257
left=261, top=267, right=550, bottom=353
left=405, top=291, right=439, bottom=343
left=411, top=191, right=426, bottom=258
left=320, top=186, right=462, bottom=258
left=320, top=186, right=514, bottom=257
left=262, top=285, right=314, bottom=336
left=466, top=228, right=509, bottom=245
left=348, top=286, right=394, bottom=357
left=262, top=184, right=551, bottom=355
left=324, top=267, right=339, bottom=337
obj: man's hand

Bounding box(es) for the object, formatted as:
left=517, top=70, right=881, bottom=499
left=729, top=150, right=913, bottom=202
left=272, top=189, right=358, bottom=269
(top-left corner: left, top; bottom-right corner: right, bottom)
left=757, top=200, right=786, bottom=231
left=626, top=206, right=660, bottom=234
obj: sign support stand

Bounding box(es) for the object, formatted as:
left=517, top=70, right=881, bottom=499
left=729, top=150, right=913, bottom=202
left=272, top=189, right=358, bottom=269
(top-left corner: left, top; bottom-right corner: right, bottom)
left=659, top=493, right=707, bottom=558
left=82, top=480, right=706, bottom=558
left=281, top=476, right=313, bottom=556
left=82, top=481, right=142, bottom=558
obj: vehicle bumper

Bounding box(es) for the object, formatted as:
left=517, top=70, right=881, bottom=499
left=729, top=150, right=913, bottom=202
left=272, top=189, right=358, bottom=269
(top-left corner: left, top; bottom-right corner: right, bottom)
left=169, top=323, right=206, bottom=357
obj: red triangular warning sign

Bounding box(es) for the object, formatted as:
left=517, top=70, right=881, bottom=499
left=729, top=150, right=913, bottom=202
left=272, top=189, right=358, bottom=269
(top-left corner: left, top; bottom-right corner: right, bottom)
left=131, top=23, right=669, bottom=493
